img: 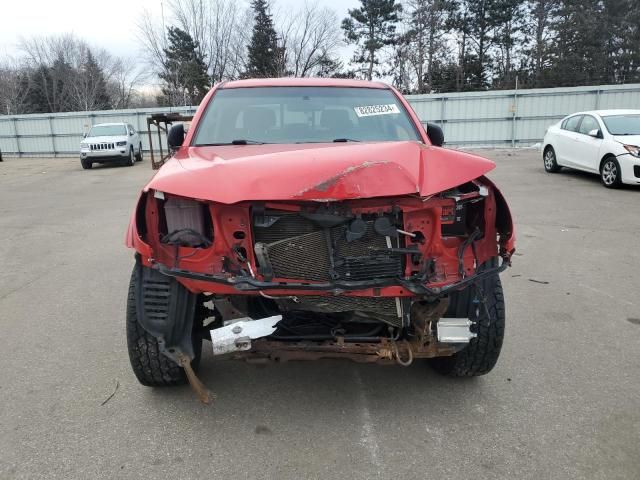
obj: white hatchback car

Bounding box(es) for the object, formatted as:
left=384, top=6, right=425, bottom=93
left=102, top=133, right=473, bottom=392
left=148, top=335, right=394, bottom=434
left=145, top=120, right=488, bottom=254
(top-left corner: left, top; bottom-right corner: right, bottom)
left=80, top=122, right=143, bottom=170
left=542, top=109, right=640, bottom=188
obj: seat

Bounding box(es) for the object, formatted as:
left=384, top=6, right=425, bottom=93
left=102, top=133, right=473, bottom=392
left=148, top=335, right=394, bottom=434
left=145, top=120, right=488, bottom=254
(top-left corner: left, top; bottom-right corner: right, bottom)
left=320, top=109, right=354, bottom=138
left=243, top=107, right=277, bottom=139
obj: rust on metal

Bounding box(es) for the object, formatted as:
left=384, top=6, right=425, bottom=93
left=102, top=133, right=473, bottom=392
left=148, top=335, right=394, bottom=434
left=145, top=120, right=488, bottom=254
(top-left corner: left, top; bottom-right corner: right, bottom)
left=411, top=299, right=450, bottom=341
left=146, top=113, right=194, bottom=170
left=178, top=353, right=215, bottom=404
left=235, top=338, right=457, bottom=365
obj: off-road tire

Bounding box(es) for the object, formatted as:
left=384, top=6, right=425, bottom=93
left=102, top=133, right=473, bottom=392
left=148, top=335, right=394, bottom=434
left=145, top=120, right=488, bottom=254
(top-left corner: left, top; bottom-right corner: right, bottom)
left=81, top=158, right=92, bottom=170
left=429, top=263, right=505, bottom=377
left=135, top=143, right=143, bottom=162
left=543, top=146, right=561, bottom=173
left=126, top=266, right=202, bottom=386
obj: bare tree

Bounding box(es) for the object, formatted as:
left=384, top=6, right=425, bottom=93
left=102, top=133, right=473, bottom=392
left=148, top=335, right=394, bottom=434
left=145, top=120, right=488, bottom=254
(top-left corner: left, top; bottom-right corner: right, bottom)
left=0, top=56, right=32, bottom=114
left=140, top=0, right=250, bottom=84
left=108, top=57, right=148, bottom=109
left=278, top=2, right=342, bottom=77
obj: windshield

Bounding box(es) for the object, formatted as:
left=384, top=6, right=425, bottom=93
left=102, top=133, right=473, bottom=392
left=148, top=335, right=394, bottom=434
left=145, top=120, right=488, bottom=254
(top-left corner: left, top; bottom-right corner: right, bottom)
left=89, top=125, right=126, bottom=137
left=192, top=87, right=421, bottom=145
left=601, top=115, right=640, bottom=135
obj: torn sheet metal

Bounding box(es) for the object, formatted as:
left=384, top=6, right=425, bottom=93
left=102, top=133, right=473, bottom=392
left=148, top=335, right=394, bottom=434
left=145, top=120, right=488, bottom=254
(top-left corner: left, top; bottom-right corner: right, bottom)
left=211, top=315, right=282, bottom=355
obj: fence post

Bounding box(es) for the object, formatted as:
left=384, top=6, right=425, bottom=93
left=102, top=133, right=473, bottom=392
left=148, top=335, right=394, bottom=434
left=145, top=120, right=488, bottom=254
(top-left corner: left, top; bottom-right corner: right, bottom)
left=12, top=117, right=21, bottom=157
left=440, top=96, right=447, bottom=140
left=594, top=89, right=601, bottom=109
left=511, top=92, right=518, bottom=148
left=48, top=116, right=57, bottom=158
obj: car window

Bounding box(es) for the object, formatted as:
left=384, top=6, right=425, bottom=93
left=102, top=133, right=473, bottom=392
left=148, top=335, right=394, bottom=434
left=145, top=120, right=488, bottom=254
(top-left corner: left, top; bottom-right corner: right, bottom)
left=193, top=87, right=421, bottom=145
left=89, top=125, right=127, bottom=136
left=601, top=114, right=640, bottom=135
left=562, top=115, right=582, bottom=132
left=578, top=115, right=599, bottom=135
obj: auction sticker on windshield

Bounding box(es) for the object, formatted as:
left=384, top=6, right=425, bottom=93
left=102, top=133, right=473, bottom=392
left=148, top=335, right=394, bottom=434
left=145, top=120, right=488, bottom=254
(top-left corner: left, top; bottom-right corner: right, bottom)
left=354, top=104, right=401, bottom=117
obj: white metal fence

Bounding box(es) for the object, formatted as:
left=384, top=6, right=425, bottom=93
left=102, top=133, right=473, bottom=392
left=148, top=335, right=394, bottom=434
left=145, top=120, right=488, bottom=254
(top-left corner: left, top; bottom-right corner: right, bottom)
left=1, top=83, right=640, bottom=157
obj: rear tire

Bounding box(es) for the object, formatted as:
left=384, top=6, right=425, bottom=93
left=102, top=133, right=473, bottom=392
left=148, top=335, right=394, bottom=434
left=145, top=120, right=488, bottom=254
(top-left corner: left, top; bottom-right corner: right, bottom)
left=543, top=146, right=561, bottom=173
left=600, top=156, right=622, bottom=188
left=81, top=158, right=92, bottom=170
left=429, top=262, right=505, bottom=377
left=135, top=143, right=143, bottom=162
left=126, top=266, right=202, bottom=387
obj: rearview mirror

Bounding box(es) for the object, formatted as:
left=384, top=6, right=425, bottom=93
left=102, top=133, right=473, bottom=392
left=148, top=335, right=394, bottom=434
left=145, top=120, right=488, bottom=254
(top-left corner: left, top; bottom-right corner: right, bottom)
left=588, top=129, right=603, bottom=139
left=426, top=123, right=444, bottom=147
left=167, top=123, right=185, bottom=150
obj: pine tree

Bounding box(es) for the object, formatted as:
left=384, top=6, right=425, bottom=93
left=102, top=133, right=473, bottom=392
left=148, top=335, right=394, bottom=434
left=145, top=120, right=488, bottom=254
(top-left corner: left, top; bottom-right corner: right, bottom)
left=246, top=0, right=281, bottom=78
left=21, top=66, right=50, bottom=113
left=160, top=27, right=210, bottom=106
left=342, top=0, right=402, bottom=80
left=80, top=50, right=111, bottom=110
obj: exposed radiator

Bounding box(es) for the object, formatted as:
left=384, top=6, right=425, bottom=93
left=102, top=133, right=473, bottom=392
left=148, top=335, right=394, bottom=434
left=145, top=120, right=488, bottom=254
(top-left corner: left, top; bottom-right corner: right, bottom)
left=253, top=213, right=404, bottom=282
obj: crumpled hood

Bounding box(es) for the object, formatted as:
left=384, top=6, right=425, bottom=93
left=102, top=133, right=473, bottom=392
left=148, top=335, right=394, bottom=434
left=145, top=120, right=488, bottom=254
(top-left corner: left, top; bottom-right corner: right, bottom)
left=145, top=142, right=495, bottom=204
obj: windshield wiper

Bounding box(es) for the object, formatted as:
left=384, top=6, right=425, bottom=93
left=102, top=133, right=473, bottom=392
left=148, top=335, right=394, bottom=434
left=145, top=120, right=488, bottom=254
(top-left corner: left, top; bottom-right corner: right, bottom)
left=194, top=139, right=269, bottom=146
left=333, top=138, right=361, bottom=143
left=231, top=139, right=268, bottom=145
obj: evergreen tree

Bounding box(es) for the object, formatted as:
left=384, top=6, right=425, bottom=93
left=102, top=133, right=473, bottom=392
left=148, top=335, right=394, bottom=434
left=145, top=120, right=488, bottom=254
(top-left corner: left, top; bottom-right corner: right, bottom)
left=79, top=50, right=111, bottom=110
left=21, top=66, right=50, bottom=113
left=403, top=0, right=456, bottom=93
left=246, top=0, right=281, bottom=78
left=160, top=27, right=210, bottom=106
left=341, top=0, right=402, bottom=80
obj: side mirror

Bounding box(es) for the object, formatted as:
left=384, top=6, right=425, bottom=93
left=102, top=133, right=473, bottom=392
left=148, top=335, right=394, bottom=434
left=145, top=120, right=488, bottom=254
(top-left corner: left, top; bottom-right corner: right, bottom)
left=83, top=133, right=87, bottom=138
left=129, top=131, right=134, bottom=136
left=167, top=123, right=185, bottom=150
left=426, top=122, right=444, bottom=147
left=588, top=129, right=603, bottom=139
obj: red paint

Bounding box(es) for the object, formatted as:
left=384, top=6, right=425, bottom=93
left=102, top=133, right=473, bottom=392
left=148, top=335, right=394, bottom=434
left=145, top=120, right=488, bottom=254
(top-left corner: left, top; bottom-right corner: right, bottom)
left=126, top=78, right=515, bottom=297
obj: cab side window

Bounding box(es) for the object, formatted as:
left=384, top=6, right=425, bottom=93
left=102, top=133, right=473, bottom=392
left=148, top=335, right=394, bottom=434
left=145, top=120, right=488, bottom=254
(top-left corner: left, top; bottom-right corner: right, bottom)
left=578, top=115, right=599, bottom=135
left=562, top=115, right=582, bottom=132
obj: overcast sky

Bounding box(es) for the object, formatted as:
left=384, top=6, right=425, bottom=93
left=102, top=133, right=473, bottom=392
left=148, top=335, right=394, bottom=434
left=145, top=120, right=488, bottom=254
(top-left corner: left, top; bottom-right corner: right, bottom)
left=0, top=0, right=361, bottom=60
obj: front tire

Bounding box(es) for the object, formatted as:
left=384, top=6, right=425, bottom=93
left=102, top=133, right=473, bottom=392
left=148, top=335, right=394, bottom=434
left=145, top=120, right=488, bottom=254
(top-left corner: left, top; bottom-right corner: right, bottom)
left=126, top=266, right=202, bottom=386
left=543, top=146, right=561, bottom=173
left=126, top=148, right=135, bottom=167
left=600, top=156, right=622, bottom=188
left=81, top=158, right=92, bottom=170
left=429, top=262, right=505, bottom=377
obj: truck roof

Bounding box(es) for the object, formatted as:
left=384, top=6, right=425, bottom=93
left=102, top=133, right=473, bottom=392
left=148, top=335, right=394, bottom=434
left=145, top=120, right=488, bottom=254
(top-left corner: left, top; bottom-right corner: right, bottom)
left=221, top=77, right=390, bottom=89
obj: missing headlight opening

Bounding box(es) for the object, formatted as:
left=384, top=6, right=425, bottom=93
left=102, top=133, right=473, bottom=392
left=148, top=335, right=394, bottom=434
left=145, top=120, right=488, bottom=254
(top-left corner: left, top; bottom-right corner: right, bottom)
left=159, top=197, right=213, bottom=248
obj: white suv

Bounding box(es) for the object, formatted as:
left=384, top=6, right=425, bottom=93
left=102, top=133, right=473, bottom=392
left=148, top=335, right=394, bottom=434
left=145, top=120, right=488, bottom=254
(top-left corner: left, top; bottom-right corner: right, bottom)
left=80, top=122, right=143, bottom=170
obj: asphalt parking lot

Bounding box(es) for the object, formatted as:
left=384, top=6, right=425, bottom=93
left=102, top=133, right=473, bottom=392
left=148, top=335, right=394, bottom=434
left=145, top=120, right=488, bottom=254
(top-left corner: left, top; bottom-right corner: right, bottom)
left=1, top=149, right=639, bottom=480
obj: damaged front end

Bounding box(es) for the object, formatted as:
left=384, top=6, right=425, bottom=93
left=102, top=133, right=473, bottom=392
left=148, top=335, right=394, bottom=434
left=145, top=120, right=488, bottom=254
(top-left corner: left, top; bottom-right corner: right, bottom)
left=127, top=173, right=514, bottom=382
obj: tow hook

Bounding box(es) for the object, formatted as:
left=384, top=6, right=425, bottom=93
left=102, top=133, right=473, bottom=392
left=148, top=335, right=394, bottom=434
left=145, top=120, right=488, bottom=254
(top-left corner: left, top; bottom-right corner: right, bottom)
left=177, top=353, right=215, bottom=405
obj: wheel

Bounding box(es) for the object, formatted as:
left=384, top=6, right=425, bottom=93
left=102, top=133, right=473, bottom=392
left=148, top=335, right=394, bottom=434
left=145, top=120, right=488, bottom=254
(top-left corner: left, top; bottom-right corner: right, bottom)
left=126, top=265, right=202, bottom=386
left=429, top=261, right=505, bottom=377
left=81, top=158, right=92, bottom=170
left=135, top=143, right=143, bottom=162
left=126, top=148, right=135, bottom=167
left=600, top=156, right=622, bottom=188
left=543, top=146, right=561, bottom=173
